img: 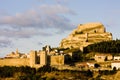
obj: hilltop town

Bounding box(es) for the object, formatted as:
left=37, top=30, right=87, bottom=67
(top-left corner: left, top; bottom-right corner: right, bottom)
left=1, top=22, right=120, bottom=79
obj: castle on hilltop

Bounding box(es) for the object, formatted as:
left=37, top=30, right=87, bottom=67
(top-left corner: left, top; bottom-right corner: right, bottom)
left=60, top=22, right=112, bottom=51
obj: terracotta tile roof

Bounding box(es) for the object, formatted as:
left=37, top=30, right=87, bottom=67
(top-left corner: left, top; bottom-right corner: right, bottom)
left=95, top=53, right=112, bottom=56
left=112, top=61, right=120, bottom=63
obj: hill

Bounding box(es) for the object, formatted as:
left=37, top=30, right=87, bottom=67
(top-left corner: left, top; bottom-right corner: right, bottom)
left=60, top=22, right=112, bottom=51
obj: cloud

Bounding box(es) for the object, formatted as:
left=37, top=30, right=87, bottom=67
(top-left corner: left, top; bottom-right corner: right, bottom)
left=0, top=29, right=36, bottom=38
left=38, top=4, right=74, bottom=15
left=0, top=38, right=12, bottom=48
left=0, top=4, right=75, bottom=49
left=0, top=10, right=9, bottom=17
left=55, top=0, right=68, bottom=4
left=0, top=4, right=75, bottom=33
left=37, top=0, right=68, bottom=4
left=38, top=42, right=43, bottom=45
left=0, top=26, right=52, bottom=38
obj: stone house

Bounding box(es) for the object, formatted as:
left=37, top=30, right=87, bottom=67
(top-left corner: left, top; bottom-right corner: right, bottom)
left=107, top=54, right=113, bottom=60
left=94, top=53, right=112, bottom=62
left=76, top=62, right=95, bottom=69
left=114, top=56, right=120, bottom=61
left=86, top=62, right=94, bottom=68
left=76, top=62, right=88, bottom=69
left=111, top=61, right=120, bottom=70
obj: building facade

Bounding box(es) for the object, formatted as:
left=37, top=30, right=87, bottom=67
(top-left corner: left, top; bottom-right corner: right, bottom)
left=111, top=61, right=120, bottom=70
left=94, top=53, right=112, bottom=62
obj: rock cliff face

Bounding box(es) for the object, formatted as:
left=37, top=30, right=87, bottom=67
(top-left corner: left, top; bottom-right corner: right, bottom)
left=60, top=22, right=112, bottom=50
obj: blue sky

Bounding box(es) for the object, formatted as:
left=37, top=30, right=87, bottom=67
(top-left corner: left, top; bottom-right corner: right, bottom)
left=0, top=0, right=120, bottom=57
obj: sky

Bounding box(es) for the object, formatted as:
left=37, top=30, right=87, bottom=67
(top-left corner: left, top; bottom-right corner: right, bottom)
left=0, top=0, right=120, bottom=57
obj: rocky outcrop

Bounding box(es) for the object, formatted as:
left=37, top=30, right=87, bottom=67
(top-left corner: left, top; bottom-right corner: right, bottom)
left=60, top=22, right=112, bottom=50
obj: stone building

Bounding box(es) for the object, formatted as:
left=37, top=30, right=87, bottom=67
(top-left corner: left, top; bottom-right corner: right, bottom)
left=60, top=22, right=112, bottom=52
left=94, top=53, right=113, bottom=62
left=5, top=49, right=29, bottom=58
left=111, top=61, right=120, bottom=70
left=114, top=56, right=120, bottom=61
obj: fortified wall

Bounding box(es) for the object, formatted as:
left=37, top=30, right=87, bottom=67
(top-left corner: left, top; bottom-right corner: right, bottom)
left=0, top=58, right=30, bottom=67
left=51, top=55, right=65, bottom=66
left=0, top=47, right=66, bottom=68
left=60, top=22, right=112, bottom=51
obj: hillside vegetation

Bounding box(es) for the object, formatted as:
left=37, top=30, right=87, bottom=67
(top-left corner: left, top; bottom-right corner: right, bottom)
left=0, top=65, right=94, bottom=80
left=84, top=39, right=120, bottom=55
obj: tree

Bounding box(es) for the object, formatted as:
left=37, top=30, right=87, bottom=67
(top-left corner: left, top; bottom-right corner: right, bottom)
left=94, top=63, right=100, bottom=68
left=86, top=69, right=93, bottom=77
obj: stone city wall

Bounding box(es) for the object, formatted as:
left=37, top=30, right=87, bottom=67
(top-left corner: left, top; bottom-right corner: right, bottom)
left=50, top=55, right=64, bottom=66
left=0, top=58, right=30, bottom=67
